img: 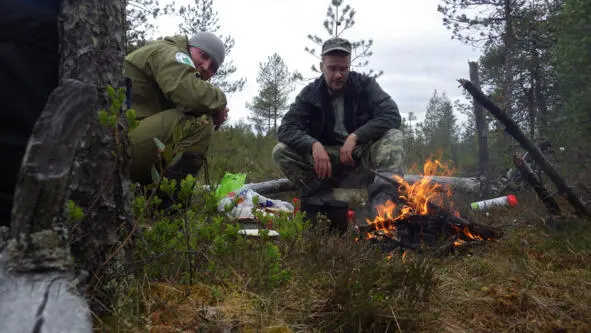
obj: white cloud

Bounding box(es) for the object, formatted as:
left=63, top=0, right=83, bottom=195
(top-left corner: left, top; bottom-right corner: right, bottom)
left=155, top=0, right=482, bottom=125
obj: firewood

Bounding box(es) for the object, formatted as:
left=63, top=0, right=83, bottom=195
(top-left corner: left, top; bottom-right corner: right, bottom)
left=458, top=79, right=589, bottom=216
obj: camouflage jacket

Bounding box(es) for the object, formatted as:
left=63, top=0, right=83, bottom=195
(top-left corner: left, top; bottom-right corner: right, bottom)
left=124, top=35, right=227, bottom=119
left=277, top=72, right=401, bottom=154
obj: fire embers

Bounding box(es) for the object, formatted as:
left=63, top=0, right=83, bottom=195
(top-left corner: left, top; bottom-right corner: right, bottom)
left=360, top=158, right=499, bottom=256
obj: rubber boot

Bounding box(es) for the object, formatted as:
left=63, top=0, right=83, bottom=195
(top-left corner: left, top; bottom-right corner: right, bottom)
left=366, top=179, right=401, bottom=221
left=158, top=152, right=205, bottom=211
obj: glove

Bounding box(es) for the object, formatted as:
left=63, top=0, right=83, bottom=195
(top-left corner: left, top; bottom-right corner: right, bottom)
left=213, top=107, right=229, bottom=131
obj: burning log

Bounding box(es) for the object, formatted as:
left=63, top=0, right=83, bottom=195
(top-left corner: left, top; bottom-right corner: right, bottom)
left=244, top=174, right=481, bottom=195
left=352, top=160, right=502, bottom=257
left=369, top=170, right=501, bottom=239
left=458, top=79, right=589, bottom=217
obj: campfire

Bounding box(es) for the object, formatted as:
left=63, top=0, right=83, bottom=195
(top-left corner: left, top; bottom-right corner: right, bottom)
left=360, top=158, right=499, bottom=256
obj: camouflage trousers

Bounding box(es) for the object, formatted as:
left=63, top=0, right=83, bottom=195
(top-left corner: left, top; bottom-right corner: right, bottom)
left=129, top=109, right=213, bottom=184
left=272, top=128, right=406, bottom=194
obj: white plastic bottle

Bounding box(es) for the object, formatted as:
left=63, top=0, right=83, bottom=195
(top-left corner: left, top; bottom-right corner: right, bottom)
left=470, top=195, right=518, bottom=210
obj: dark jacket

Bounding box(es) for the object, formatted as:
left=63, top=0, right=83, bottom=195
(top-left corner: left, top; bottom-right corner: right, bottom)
left=277, top=72, right=401, bottom=154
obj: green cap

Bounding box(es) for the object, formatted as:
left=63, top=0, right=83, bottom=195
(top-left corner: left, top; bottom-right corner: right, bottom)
left=321, top=37, right=352, bottom=55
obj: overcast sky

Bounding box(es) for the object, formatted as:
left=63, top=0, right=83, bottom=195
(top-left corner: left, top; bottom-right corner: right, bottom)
left=155, top=0, right=481, bottom=126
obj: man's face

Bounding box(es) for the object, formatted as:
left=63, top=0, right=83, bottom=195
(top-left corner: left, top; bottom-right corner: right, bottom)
left=189, top=47, right=217, bottom=80
left=320, top=53, right=351, bottom=92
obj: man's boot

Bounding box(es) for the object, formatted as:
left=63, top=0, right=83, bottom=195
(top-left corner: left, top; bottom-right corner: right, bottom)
left=365, top=178, right=401, bottom=221
left=158, top=152, right=205, bottom=210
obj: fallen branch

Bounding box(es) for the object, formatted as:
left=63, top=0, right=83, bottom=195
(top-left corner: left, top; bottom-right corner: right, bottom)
left=245, top=174, right=481, bottom=195
left=458, top=79, right=589, bottom=216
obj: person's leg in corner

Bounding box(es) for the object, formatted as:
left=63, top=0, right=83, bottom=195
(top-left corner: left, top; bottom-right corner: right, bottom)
left=0, top=1, right=60, bottom=227
left=129, top=109, right=214, bottom=186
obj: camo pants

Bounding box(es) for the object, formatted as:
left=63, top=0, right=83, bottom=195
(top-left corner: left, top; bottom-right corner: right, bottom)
left=272, top=128, right=406, bottom=191
left=129, top=109, right=213, bottom=184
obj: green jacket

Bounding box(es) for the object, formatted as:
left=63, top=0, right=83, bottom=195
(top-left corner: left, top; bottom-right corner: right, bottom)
left=124, top=35, right=227, bottom=119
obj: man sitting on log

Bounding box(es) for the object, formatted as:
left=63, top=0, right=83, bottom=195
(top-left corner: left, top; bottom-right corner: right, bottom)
left=272, top=37, right=406, bottom=201
left=125, top=32, right=229, bottom=185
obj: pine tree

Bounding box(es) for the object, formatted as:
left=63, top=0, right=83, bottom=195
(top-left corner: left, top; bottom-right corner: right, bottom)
left=438, top=0, right=519, bottom=120
left=420, top=90, right=459, bottom=161
left=305, top=0, right=383, bottom=78
left=552, top=0, right=591, bottom=143
left=178, top=0, right=246, bottom=94
left=246, top=54, right=298, bottom=135
left=125, top=0, right=175, bottom=52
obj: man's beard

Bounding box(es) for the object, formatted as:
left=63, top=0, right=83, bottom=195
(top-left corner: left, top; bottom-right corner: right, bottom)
left=329, top=81, right=345, bottom=96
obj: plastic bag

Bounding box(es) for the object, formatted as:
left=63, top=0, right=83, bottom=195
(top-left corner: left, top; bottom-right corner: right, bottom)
left=215, top=172, right=246, bottom=200
left=217, top=187, right=294, bottom=220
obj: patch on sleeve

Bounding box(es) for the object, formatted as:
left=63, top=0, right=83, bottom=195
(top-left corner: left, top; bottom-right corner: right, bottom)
left=175, top=52, right=196, bottom=69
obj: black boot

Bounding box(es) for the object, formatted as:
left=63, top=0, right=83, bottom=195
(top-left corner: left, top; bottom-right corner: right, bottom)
left=365, top=180, right=401, bottom=220
left=158, top=152, right=205, bottom=210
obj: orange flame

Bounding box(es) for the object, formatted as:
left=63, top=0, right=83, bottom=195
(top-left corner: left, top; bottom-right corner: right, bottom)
left=365, top=156, right=483, bottom=247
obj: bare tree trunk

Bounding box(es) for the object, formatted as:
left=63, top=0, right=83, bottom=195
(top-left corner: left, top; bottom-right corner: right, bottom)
left=503, top=0, right=515, bottom=120
left=525, top=82, right=536, bottom=139
left=469, top=61, right=490, bottom=197
left=58, top=0, right=132, bottom=316
left=531, top=50, right=548, bottom=137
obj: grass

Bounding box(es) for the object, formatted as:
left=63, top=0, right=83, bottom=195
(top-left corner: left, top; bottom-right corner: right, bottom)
left=94, top=187, right=591, bottom=333
left=93, top=126, right=591, bottom=332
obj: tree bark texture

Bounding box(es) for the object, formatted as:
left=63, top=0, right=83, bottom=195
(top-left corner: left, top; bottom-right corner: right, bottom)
left=58, top=0, right=133, bottom=315
left=0, top=80, right=96, bottom=333
left=469, top=61, right=490, bottom=197
left=458, top=78, right=589, bottom=216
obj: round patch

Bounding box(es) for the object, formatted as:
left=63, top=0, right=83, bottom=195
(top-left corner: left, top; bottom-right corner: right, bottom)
left=175, top=52, right=195, bottom=69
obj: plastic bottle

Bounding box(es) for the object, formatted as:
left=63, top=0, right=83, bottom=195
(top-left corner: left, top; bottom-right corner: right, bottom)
left=470, top=195, right=518, bottom=210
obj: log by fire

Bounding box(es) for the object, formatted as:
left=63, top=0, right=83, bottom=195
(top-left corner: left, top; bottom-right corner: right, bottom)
left=356, top=158, right=502, bottom=256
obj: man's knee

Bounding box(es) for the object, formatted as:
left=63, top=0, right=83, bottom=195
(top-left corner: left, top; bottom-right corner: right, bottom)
left=373, top=128, right=406, bottom=174
left=129, top=111, right=213, bottom=183
left=271, top=142, right=288, bottom=166
left=175, top=115, right=214, bottom=154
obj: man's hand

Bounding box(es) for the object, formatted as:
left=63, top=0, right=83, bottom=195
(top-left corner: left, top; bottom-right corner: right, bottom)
left=339, top=133, right=358, bottom=166
left=213, top=107, right=229, bottom=131
left=312, top=142, right=332, bottom=179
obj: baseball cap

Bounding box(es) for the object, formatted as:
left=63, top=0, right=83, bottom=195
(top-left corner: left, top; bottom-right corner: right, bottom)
left=321, top=37, right=352, bottom=55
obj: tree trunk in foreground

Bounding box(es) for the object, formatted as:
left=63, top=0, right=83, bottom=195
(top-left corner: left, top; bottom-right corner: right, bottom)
left=59, top=0, right=133, bottom=315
